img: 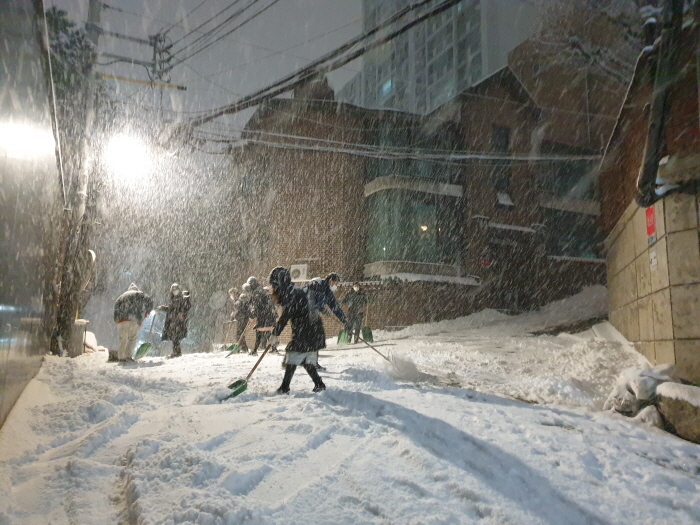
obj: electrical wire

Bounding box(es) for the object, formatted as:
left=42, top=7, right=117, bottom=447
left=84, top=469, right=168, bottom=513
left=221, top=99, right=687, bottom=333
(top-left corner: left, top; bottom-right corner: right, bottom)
left=167, top=0, right=284, bottom=71
left=183, top=0, right=464, bottom=129
left=166, top=0, right=252, bottom=56
left=160, top=0, right=211, bottom=35
left=193, top=127, right=601, bottom=163
left=190, top=17, right=363, bottom=83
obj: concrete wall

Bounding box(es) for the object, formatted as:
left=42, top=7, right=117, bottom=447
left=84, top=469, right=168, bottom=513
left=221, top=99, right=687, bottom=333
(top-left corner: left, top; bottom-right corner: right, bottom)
left=0, top=1, right=63, bottom=427
left=605, top=191, right=700, bottom=384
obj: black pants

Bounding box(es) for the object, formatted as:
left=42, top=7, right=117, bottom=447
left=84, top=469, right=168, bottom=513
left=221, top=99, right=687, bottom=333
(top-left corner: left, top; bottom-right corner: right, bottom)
left=280, top=364, right=324, bottom=391
left=253, top=330, right=270, bottom=352
left=172, top=339, right=182, bottom=356
left=348, top=315, right=363, bottom=343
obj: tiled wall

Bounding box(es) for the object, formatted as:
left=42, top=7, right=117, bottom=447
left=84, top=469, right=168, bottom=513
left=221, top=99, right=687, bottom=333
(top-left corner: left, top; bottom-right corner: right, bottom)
left=606, top=190, right=700, bottom=383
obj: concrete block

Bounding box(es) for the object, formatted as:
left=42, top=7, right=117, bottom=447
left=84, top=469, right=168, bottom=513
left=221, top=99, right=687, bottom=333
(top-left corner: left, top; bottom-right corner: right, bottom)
left=606, top=237, right=623, bottom=278
left=635, top=253, right=652, bottom=298
left=654, top=200, right=666, bottom=239
left=637, top=295, right=654, bottom=341
left=667, top=230, right=700, bottom=285
left=633, top=206, right=649, bottom=257
left=664, top=193, right=698, bottom=233
left=655, top=340, right=676, bottom=365
left=620, top=263, right=638, bottom=307
left=656, top=383, right=700, bottom=443
left=636, top=341, right=656, bottom=363
left=650, top=237, right=670, bottom=293
left=625, top=301, right=640, bottom=342
left=670, top=283, right=700, bottom=339
left=674, top=340, right=700, bottom=386
left=651, top=288, right=674, bottom=340
left=618, top=222, right=636, bottom=273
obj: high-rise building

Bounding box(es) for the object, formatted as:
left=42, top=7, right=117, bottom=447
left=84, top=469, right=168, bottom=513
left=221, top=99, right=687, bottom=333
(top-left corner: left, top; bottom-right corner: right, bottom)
left=337, top=0, right=540, bottom=114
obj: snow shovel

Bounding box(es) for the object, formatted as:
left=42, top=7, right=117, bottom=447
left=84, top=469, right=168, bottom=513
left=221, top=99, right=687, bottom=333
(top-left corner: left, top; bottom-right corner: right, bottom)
left=133, top=312, right=156, bottom=360
left=337, top=328, right=350, bottom=345
left=357, top=336, right=392, bottom=363
left=225, top=319, right=254, bottom=356
left=223, top=343, right=272, bottom=400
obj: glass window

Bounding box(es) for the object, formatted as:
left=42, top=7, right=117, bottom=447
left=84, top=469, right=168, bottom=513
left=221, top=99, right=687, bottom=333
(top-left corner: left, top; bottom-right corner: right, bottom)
left=366, top=191, right=460, bottom=264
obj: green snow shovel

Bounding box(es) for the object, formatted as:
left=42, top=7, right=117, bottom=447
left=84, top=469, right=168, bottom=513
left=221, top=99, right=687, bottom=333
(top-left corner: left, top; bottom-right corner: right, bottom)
left=225, top=319, right=254, bottom=356
left=337, top=328, right=350, bottom=345
left=133, top=311, right=156, bottom=360
left=223, top=343, right=272, bottom=400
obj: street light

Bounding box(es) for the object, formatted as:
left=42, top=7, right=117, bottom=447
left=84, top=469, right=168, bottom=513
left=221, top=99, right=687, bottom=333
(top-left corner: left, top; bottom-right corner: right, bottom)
left=0, top=122, right=54, bottom=160
left=104, top=133, right=152, bottom=184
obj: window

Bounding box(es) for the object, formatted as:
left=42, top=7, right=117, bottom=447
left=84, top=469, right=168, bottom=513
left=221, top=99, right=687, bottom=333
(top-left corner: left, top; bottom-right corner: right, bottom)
left=469, top=54, right=482, bottom=83
left=491, top=126, right=511, bottom=192
left=367, top=191, right=460, bottom=264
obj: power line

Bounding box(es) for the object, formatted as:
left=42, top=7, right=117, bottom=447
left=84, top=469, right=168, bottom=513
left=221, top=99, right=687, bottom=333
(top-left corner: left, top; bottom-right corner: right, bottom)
left=166, top=0, right=284, bottom=71
left=180, top=0, right=464, bottom=130
left=166, top=0, right=251, bottom=56
left=193, top=127, right=601, bottom=163
left=187, top=17, right=363, bottom=84
left=160, top=0, right=211, bottom=35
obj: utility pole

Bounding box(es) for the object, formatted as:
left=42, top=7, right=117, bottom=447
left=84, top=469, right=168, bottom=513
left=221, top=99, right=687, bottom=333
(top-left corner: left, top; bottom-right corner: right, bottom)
left=53, top=0, right=101, bottom=356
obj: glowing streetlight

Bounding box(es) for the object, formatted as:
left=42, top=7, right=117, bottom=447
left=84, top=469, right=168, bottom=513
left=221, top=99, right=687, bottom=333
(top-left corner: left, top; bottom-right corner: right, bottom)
left=0, top=122, right=54, bottom=160
left=104, top=134, right=152, bottom=183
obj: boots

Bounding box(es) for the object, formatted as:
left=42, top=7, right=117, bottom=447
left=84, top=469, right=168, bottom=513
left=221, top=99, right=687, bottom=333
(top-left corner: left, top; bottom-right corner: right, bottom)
left=304, top=364, right=326, bottom=392
left=277, top=364, right=296, bottom=394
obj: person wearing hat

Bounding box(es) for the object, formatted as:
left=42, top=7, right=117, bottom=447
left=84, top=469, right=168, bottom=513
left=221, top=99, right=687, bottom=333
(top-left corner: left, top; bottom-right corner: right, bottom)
left=305, top=272, right=350, bottom=370
left=268, top=267, right=326, bottom=394
left=113, top=283, right=153, bottom=363
left=158, top=283, right=191, bottom=358
left=246, top=276, right=277, bottom=356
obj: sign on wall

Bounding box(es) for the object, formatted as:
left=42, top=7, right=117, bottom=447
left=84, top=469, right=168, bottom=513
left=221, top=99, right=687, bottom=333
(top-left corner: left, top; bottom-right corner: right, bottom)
left=646, top=206, right=657, bottom=245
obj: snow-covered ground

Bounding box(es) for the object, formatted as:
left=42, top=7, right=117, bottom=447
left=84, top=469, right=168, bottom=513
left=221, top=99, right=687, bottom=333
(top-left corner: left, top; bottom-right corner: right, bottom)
left=1, top=286, right=699, bottom=524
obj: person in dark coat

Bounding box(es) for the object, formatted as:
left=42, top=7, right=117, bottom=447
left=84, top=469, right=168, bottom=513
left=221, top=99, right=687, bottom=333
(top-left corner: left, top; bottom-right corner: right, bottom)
left=113, top=283, right=153, bottom=362
left=158, top=283, right=191, bottom=358
left=268, top=266, right=325, bottom=394
left=246, top=276, right=277, bottom=355
left=233, top=283, right=253, bottom=353
left=342, top=282, right=369, bottom=343
left=305, top=272, right=349, bottom=370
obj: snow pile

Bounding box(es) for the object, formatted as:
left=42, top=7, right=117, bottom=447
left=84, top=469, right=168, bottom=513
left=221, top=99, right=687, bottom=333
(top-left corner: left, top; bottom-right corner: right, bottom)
left=603, top=364, right=681, bottom=429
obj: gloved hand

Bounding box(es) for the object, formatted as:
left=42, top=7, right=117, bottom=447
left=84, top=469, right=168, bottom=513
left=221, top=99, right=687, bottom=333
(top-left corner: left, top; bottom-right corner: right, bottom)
left=269, top=334, right=279, bottom=347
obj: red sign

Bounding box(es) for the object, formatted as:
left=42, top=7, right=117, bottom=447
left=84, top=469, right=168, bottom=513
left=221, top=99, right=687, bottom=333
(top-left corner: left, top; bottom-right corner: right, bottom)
left=645, top=206, right=656, bottom=236
left=480, top=257, right=491, bottom=268
left=646, top=206, right=657, bottom=246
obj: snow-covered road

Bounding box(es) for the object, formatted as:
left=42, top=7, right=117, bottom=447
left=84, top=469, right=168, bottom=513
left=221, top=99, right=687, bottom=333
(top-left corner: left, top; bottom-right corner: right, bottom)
left=1, top=287, right=699, bottom=524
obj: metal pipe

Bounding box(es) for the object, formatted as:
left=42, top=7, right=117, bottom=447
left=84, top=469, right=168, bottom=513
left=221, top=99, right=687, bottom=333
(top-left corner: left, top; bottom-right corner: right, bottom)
left=636, top=0, right=684, bottom=207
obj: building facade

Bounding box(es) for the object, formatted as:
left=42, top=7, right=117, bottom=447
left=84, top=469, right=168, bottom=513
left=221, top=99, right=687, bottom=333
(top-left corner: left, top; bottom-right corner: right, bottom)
left=337, top=0, right=540, bottom=115
left=599, top=20, right=700, bottom=384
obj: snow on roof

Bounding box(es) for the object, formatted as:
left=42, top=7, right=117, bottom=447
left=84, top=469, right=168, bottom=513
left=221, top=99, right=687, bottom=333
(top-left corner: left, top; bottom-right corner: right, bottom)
left=380, top=273, right=479, bottom=286
left=488, top=222, right=536, bottom=234
left=656, top=382, right=700, bottom=408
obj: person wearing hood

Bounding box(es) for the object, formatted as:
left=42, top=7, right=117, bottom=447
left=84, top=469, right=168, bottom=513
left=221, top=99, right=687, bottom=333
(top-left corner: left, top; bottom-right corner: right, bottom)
left=158, top=283, right=191, bottom=358
left=233, top=283, right=253, bottom=353
left=305, top=272, right=349, bottom=370
left=246, top=276, right=277, bottom=356
left=268, top=267, right=325, bottom=394
left=113, top=283, right=153, bottom=363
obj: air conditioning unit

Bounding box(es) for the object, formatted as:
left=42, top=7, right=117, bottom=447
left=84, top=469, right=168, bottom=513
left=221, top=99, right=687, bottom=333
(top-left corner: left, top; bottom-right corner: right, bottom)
left=290, top=264, right=309, bottom=282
